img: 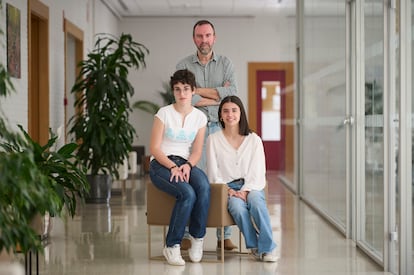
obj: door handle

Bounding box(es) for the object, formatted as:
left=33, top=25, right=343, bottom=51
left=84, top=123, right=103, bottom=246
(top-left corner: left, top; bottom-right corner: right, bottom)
left=343, top=116, right=354, bottom=126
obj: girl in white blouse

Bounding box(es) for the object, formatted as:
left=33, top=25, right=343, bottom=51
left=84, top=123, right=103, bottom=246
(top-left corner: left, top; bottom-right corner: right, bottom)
left=206, top=95, right=277, bottom=262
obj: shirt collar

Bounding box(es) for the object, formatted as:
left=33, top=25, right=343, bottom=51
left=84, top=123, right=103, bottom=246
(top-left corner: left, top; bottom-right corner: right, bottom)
left=192, top=51, right=217, bottom=64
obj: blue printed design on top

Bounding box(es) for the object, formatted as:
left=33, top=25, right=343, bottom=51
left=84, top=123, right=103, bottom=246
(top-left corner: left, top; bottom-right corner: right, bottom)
left=176, top=129, right=187, bottom=141
left=188, top=132, right=196, bottom=141
left=165, top=128, right=175, bottom=139
left=165, top=127, right=197, bottom=142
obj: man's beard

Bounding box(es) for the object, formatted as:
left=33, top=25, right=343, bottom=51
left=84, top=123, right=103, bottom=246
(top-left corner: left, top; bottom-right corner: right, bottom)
left=198, top=44, right=212, bottom=55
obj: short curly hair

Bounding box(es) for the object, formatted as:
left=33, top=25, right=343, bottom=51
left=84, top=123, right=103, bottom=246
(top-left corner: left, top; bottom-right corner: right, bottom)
left=170, top=69, right=196, bottom=91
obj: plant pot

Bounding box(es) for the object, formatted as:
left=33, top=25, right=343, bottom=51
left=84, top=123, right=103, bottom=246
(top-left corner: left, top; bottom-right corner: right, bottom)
left=85, top=175, right=112, bottom=204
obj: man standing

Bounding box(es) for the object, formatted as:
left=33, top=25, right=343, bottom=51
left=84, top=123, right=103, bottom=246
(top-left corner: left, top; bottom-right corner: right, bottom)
left=176, top=19, right=238, bottom=251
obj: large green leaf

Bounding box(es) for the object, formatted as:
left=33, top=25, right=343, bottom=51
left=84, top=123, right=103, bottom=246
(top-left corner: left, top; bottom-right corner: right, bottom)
left=133, top=100, right=160, bottom=115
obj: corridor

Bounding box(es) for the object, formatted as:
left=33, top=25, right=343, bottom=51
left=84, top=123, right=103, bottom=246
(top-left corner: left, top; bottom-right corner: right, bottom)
left=35, top=172, right=390, bottom=275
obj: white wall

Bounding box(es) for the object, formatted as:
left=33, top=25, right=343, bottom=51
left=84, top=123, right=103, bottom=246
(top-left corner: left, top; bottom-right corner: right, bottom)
left=0, top=1, right=295, bottom=154
left=44, top=0, right=87, bottom=139
left=0, top=0, right=118, bottom=146
left=92, top=0, right=119, bottom=38
left=0, top=0, right=28, bottom=132
left=120, top=16, right=296, bottom=152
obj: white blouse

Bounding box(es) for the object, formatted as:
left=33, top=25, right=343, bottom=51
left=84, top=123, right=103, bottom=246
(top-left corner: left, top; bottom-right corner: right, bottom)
left=206, top=131, right=266, bottom=191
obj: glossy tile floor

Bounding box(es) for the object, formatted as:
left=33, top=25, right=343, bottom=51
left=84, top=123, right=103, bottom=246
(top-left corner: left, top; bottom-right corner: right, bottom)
left=30, top=171, right=390, bottom=275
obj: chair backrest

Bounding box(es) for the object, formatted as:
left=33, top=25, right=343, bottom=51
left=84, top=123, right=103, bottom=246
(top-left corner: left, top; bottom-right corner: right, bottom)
left=146, top=182, right=235, bottom=227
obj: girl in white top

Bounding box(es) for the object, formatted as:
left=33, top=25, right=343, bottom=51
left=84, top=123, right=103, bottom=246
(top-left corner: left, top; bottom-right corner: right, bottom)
left=206, top=95, right=277, bottom=262
left=149, top=69, right=210, bottom=266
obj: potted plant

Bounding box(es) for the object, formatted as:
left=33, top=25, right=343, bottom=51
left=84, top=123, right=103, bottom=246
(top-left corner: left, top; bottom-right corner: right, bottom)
left=0, top=46, right=59, bottom=256
left=1, top=125, right=89, bottom=239
left=0, top=26, right=89, bottom=258
left=3, top=126, right=89, bottom=217
left=69, top=33, right=149, bottom=203
left=0, top=122, right=62, bottom=255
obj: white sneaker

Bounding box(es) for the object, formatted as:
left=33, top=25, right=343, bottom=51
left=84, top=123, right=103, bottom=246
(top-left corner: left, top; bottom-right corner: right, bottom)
left=163, top=245, right=185, bottom=266
left=188, top=236, right=204, bottom=262
left=250, top=248, right=278, bottom=262
left=262, top=251, right=278, bottom=262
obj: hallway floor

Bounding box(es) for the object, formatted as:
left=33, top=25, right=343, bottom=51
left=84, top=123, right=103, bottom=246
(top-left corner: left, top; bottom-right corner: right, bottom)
left=33, top=172, right=390, bottom=275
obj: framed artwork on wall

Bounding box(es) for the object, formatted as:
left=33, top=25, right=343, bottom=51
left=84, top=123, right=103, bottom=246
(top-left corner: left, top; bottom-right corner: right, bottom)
left=6, top=3, right=20, bottom=78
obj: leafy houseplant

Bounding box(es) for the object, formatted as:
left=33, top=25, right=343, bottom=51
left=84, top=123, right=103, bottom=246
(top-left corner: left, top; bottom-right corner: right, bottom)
left=1, top=126, right=89, bottom=248
left=2, top=126, right=89, bottom=218
left=0, top=121, right=61, bottom=254
left=0, top=30, right=61, bottom=254
left=0, top=26, right=88, bottom=256
left=69, top=33, right=148, bottom=203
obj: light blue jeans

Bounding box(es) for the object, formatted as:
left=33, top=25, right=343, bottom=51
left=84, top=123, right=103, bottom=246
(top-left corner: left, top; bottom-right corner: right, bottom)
left=227, top=179, right=276, bottom=255
left=149, top=155, right=210, bottom=247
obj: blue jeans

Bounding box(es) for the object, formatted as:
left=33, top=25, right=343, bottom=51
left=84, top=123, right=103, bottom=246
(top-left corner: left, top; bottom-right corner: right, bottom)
left=149, top=156, right=210, bottom=247
left=227, top=179, right=276, bottom=255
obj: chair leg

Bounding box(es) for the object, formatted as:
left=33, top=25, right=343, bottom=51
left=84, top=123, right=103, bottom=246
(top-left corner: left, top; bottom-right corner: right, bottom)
left=220, top=227, right=224, bottom=263
left=36, top=250, right=39, bottom=275
left=163, top=226, right=166, bottom=245
left=147, top=225, right=169, bottom=261
left=121, top=179, right=126, bottom=199
left=239, top=230, right=242, bottom=253
left=29, top=250, right=32, bottom=275
left=147, top=225, right=151, bottom=259
left=24, top=251, right=30, bottom=275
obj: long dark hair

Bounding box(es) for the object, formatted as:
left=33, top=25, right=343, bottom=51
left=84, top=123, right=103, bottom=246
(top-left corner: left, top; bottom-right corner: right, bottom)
left=218, top=96, right=252, bottom=136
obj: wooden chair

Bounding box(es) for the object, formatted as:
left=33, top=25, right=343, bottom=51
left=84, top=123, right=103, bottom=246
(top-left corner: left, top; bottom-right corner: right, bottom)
left=146, top=182, right=238, bottom=262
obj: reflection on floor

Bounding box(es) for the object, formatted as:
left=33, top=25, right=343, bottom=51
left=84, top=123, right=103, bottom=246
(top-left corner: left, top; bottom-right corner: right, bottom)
left=30, top=172, right=390, bottom=275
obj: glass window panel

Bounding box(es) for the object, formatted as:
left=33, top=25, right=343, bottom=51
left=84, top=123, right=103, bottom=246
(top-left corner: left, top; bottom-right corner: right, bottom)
left=362, top=0, right=384, bottom=257
left=302, top=0, right=347, bottom=229
left=411, top=0, right=414, bottom=271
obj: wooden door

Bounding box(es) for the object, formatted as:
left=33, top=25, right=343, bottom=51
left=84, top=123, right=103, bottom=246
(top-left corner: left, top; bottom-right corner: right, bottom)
left=248, top=63, right=294, bottom=172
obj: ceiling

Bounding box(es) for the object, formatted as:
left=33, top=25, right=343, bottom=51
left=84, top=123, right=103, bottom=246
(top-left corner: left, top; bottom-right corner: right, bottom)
left=101, top=0, right=297, bottom=18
